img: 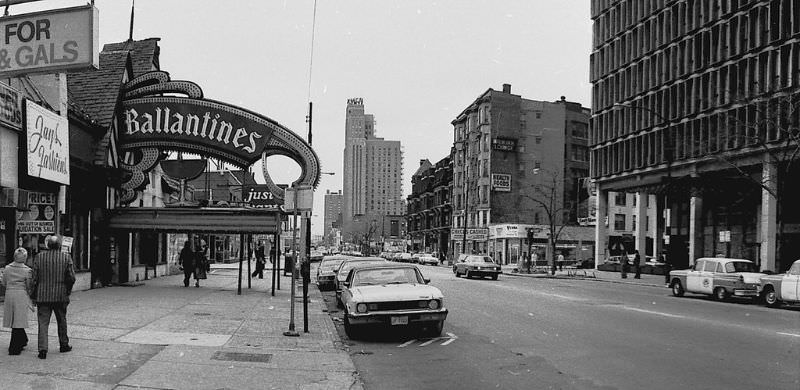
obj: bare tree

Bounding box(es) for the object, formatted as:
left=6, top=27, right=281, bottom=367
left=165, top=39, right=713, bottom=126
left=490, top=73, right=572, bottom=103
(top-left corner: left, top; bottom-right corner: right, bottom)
left=520, top=169, right=570, bottom=275
left=709, top=94, right=800, bottom=269
left=346, top=219, right=379, bottom=256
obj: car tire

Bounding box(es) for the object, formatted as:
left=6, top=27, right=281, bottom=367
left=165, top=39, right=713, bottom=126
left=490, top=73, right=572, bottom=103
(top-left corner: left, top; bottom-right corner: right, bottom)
left=491, top=274, right=499, bottom=280
left=343, top=314, right=357, bottom=339
left=671, top=280, right=685, bottom=297
left=454, top=268, right=460, bottom=277
left=714, top=287, right=728, bottom=301
left=763, top=286, right=781, bottom=308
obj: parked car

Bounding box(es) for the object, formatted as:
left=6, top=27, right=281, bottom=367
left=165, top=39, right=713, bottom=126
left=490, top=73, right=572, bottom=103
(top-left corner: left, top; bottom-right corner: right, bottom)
left=309, top=250, right=325, bottom=262
left=413, top=253, right=440, bottom=266
left=390, top=252, right=403, bottom=262
left=669, top=257, right=764, bottom=301
left=453, top=254, right=501, bottom=280
left=340, top=263, right=448, bottom=338
left=759, top=259, right=800, bottom=308
left=397, top=252, right=413, bottom=263
left=316, top=255, right=350, bottom=291
left=335, top=257, right=388, bottom=305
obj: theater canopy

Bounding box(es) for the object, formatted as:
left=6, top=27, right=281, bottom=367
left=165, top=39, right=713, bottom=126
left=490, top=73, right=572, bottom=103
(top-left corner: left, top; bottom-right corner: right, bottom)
left=108, top=207, right=280, bottom=233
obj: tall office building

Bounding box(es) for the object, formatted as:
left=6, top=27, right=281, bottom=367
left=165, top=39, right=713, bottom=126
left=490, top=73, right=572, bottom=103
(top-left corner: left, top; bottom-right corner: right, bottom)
left=590, top=0, right=800, bottom=271
left=342, top=98, right=404, bottom=239
left=323, top=190, right=343, bottom=237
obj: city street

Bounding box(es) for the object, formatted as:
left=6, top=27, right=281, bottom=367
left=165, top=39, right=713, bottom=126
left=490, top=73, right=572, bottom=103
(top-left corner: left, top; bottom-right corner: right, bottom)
left=321, top=265, right=800, bottom=390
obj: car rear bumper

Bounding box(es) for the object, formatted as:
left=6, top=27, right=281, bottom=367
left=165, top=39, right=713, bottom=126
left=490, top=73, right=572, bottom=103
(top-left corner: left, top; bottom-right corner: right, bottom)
left=466, top=269, right=501, bottom=276
left=347, top=309, right=448, bottom=325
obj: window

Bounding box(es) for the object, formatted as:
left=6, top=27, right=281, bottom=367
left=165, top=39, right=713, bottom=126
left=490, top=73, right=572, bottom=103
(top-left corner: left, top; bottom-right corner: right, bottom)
left=614, top=214, right=626, bottom=231
left=615, top=192, right=627, bottom=206
left=632, top=215, right=637, bottom=230
left=535, top=136, right=542, bottom=144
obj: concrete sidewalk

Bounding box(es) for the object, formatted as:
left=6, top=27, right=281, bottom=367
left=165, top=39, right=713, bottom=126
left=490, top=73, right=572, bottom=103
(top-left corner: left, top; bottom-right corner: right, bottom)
left=500, top=264, right=668, bottom=288
left=0, top=262, right=362, bottom=390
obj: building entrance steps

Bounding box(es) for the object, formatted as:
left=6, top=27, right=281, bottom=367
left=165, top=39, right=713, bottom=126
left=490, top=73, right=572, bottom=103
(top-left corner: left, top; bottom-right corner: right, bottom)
left=0, top=266, right=362, bottom=389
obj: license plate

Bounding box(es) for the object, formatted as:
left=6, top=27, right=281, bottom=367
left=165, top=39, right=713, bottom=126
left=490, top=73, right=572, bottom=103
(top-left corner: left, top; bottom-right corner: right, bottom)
left=390, top=316, right=409, bottom=325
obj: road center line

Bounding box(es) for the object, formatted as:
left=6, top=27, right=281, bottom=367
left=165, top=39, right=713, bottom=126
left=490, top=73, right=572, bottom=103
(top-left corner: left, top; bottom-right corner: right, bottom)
left=777, top=332, right=800, bottom=338
left=623, top=306, right=686, bottom=318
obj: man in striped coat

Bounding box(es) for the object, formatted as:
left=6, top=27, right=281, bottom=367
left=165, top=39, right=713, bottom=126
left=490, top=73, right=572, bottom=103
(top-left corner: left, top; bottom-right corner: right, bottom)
left=31, top=235, right=76, bottom=360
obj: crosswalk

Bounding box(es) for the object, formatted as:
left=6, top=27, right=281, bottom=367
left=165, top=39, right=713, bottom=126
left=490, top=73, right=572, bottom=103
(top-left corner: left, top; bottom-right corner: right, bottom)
left=397, top=332, right=458, bottom=348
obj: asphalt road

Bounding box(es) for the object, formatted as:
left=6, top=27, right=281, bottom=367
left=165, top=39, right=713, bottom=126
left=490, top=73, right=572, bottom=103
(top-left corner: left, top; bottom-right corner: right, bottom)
left=318, top=264, right=800, bottom=390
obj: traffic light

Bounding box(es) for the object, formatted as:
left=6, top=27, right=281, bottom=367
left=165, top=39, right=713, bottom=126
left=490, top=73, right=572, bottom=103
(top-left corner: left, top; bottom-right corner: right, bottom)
left=527, top=228, right=534, bottom=242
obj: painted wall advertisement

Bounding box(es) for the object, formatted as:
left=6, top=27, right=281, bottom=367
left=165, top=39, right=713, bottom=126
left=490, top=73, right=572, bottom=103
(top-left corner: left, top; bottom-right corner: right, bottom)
left=491, top=173, right=511, bottom=192
left=0, top=5, right=99, bottom=77
left=26, top=100, right=70, bottom=185
left=16, top=191, right=56, bottom=234
left=0, top=82, right=22, bottom=130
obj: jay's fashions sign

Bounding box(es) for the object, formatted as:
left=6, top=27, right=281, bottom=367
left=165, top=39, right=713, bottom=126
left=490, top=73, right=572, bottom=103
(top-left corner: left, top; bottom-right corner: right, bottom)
left=26, top=100, right=69, bottom=185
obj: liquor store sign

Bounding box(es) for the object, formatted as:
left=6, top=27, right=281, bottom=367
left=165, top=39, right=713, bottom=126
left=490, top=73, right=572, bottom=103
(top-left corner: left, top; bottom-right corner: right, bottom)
left=0, top=5, right=99, bottom=77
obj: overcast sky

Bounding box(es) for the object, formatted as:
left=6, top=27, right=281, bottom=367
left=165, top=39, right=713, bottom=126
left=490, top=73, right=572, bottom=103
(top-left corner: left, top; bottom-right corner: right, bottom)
left=14, top=0, right=592, bottom=235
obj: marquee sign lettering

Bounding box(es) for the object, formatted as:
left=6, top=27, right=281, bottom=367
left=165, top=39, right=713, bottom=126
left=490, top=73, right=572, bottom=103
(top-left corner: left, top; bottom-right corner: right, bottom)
left=115, top=71, right=320, bottom=205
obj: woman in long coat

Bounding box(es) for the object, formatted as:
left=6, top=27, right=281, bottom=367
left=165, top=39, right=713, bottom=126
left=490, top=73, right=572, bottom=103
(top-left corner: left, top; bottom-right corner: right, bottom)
left=2, top=248, right=33, bottom=355
left=194, top=240, right=208, bottom=287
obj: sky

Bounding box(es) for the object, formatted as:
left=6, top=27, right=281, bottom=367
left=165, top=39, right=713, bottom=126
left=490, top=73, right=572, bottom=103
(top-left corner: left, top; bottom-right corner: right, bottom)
left=13, top=0, right=592, bottom=236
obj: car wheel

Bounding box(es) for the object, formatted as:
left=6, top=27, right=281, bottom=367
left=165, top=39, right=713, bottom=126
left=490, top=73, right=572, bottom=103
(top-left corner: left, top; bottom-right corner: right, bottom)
left=454, top=268, right=460, bottom=277
left=763, top=286, right=780, bottom=308
left=427, top=320, right=444, bottom=337
left=491, top=274, right=499, bottom=280
left=671, top=280, right=685, bottom=297
left=343, top=314, right=357, bottom=339
left=714, top=287, right=728, bottom=301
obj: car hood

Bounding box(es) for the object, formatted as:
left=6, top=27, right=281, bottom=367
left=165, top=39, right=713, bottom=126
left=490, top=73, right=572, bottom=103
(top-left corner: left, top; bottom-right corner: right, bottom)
left=350, top=284, right=443, bottom=302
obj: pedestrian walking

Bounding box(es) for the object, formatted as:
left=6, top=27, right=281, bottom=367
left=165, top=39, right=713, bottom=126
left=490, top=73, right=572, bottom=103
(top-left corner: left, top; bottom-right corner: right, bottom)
left=194, top=239, right=209, bottom=287
left=633, top=250, right=642, bottom=279
left=2, top=248, right=34, bottom=355
left=662, top=252, right=671, bottom=285
left=178, top=241, right=194, bottom=287
left=620, top=254, right=629, bottom=278
left=31, top=235, right=75, bottom=360
left=557, top=252, right=565, bottom=271
left=251, top=242, right=266, bottom=279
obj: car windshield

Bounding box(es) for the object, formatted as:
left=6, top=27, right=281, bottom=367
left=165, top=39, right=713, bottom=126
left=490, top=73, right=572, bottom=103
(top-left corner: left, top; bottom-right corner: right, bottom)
left=353, top=268, right=421, bottom=286
left=468, top=256, right=494, bottom=263
left=320, top=258, right=346, bottom=270
left=340, top=260, right=385, bottom=275
left=725, top=261, right=759, bottom=273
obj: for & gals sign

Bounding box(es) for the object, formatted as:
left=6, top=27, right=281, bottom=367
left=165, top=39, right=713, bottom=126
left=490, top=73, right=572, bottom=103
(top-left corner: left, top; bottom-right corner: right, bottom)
left=26, top=100, right=69, bottom=185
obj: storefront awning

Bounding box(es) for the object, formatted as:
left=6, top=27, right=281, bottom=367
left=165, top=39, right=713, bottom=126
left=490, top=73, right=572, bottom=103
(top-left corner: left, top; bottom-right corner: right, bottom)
left=108, top=207, right=280, bottom=233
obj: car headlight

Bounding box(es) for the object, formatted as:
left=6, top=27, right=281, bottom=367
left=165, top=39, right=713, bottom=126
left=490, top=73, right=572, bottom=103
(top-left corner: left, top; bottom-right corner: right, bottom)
left=428, top=299, right=440, bottom=310
left=356, top=303, right=368, bottom=313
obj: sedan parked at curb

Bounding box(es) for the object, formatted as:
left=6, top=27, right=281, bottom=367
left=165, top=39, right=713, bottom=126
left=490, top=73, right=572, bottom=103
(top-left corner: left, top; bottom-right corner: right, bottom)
left=334, top=257, right=387, bottom=306
left=759, top=259, right=800, bottom=308
left=316, top=255, right=350, bottom=291
left=340, top=263, right=448, bottom=339
left=413, top=253, right=440, bottom=266
left=669, top=257, right=764, bottom=301
left=453, top=254, right=501, bottom=280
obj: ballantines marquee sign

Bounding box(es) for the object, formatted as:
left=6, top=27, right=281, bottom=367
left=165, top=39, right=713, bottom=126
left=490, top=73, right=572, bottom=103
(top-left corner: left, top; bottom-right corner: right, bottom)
left=114, top=71, right=320, bottom=205
left=121, top=98, right=271, bottom=167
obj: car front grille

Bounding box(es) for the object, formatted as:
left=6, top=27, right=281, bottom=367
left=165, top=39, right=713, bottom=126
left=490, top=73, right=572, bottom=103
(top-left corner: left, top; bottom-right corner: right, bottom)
left=372, top=300, right=427, bottom=311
